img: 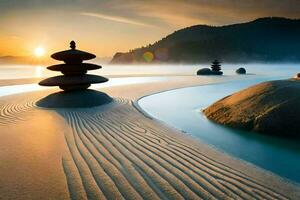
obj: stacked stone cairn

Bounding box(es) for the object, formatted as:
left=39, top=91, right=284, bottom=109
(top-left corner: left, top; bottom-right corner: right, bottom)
left=39, top=41, right=108, bottom=91
left=197, top=59, right=223, bottom=75
left=210, top=60, right=223, bottom=75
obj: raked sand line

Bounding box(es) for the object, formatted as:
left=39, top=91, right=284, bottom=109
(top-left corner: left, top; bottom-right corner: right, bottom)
left=58, top=98, right=289, bottom=200
left=0, top=99, right=35, bottom=126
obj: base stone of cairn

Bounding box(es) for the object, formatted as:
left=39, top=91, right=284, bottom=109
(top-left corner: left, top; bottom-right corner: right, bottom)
left=39, top=41, right=108, bottom=91
left=36, top=89, right=112, bottom=108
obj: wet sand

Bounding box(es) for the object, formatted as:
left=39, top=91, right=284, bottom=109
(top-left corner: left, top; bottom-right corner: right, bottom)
left=0, top=76, right=299, bottom=199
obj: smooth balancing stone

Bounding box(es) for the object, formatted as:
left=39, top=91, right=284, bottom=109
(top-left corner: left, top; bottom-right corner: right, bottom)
left=51, top=49, right=96, bottom=64
left=51, top=40, right=96, bottom=64
left=59, top=84, right=91, bottom=91
left=47, top=63, right=101, bottom=72
left=39, top=74, right=108, bottom=86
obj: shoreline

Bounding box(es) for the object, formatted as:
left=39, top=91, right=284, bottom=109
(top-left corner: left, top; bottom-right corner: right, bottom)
left=0, top=76, right=299, bottom=199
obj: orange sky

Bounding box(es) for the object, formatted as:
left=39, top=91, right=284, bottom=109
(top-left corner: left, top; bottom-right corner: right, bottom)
left=0, top=0, right=299, bottom=58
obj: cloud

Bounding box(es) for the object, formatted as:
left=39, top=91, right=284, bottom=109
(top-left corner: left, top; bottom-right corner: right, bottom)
left=111, top=0, right=300, bottom=27
left=80, top=12, right=156, bottom=28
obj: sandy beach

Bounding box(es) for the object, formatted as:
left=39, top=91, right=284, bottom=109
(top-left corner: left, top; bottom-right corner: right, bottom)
left=0, top=76, right=300, bottom=200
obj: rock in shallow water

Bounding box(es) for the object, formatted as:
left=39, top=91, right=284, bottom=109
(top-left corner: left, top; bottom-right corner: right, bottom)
left=197, top=68, right=212, bottom=75
left=197, top=68, right=223, bottom=75
left=203, top=79, right=300, bottom=136
left=236, top=67, right=246, bottom=74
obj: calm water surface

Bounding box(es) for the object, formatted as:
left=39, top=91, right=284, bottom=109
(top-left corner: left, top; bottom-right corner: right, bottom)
left=0, top=63, right=299, bottom=79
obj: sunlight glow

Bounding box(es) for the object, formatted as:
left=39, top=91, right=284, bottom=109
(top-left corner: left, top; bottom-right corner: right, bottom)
left=34, top=47, right=45, bottom=57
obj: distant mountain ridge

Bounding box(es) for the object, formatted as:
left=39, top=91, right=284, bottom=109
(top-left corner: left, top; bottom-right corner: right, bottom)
left=111, top=17, right=300, bottom=64
left=0, top=56, right=29, bottom=64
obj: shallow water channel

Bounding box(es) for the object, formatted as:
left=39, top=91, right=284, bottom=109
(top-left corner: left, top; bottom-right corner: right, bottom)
left=138, top=76, right=300, bottom=184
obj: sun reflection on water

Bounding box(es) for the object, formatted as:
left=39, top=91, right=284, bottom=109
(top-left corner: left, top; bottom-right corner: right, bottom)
left=34, top=66, right=44, bottom=78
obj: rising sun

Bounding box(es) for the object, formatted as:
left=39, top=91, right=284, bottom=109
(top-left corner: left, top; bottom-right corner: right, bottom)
left=34, top=47, right=45, bottom=57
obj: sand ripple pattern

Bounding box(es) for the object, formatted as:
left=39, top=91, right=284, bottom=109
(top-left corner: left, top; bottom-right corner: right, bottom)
left=0, top=100, right=35, bottom=126
left=61, top=98, right=288, bottom=200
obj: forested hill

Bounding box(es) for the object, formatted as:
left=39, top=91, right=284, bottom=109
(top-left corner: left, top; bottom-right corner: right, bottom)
left=111, top=17, right=300, bottom=64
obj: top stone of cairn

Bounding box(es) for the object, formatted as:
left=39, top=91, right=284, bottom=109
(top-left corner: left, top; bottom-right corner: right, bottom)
left=51, top=41, right=96, bottom=64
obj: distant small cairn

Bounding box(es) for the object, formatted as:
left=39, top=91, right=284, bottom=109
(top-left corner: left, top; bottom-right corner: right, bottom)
left=197, top=60, right=223, bottom=75
left=39, top=41, right=108, bottom=91
left=236, top=67, right=246, bottom=74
